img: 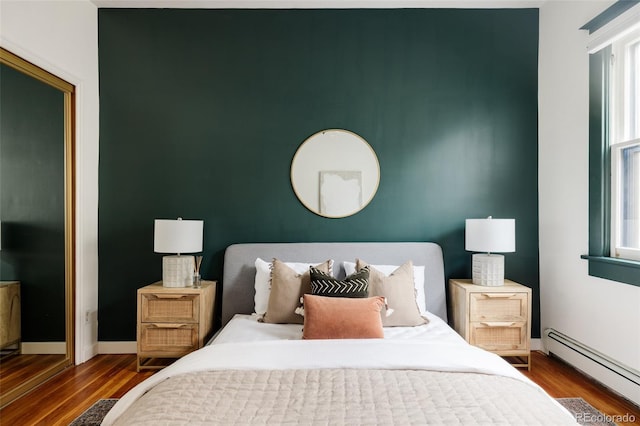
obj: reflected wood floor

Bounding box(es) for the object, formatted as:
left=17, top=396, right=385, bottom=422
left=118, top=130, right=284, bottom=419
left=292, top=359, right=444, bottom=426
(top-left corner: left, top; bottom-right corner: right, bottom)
left=1, top=351, right=638, bottom=425
left=0, top=354, right=66, bottom=396
left=0, top=354, right=154, bottom=425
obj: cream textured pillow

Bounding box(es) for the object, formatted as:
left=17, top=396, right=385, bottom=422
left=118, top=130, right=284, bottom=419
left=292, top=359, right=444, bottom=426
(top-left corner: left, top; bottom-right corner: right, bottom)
left=302, top=294, right=385, bottom=339
left=357, top=259, right=427, bottom=327
left=254, top=258, right=330, bottom=316
left=262, top=259, right=332, bottom=324
left=344, top=261, right=427, bottom=314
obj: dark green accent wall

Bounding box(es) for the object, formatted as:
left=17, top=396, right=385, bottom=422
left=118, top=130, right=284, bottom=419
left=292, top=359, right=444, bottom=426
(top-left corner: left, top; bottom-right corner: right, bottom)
left=98, top=8, right=540, bottom=340
left=0, top=64, right=66, bottom=342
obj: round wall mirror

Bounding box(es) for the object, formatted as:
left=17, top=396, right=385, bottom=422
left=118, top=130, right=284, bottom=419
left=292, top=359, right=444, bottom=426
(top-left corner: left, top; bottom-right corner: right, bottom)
left=290, top=129, right=380, bottom=218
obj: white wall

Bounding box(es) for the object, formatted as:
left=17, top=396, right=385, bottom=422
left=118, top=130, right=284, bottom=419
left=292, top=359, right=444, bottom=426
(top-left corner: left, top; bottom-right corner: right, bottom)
left=539, top=0, right=640, bottom=404
left=0, top=0, right=100, bottom=364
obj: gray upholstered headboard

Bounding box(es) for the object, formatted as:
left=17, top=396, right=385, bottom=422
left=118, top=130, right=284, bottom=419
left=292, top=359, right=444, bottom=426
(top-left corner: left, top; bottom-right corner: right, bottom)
left=221, top=242, right=447, bottom=327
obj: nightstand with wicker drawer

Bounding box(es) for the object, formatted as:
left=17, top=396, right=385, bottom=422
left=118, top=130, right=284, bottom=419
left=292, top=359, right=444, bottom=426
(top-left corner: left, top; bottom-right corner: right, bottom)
left=137, top=281, right=215, bottom=371
left=449, top=278, right=531, bottom=370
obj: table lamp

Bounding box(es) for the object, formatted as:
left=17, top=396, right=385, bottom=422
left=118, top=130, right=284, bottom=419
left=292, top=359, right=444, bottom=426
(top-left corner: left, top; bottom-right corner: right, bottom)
left=465, top=217, right=515, bottom=286
left=154, top=218, right=203, bottom=287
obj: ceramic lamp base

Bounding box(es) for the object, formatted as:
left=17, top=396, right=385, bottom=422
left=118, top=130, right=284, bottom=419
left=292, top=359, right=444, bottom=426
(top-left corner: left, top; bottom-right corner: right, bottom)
left=162, top=255, right=194, bottom=287
left=471, top=253, right=504, bottom=286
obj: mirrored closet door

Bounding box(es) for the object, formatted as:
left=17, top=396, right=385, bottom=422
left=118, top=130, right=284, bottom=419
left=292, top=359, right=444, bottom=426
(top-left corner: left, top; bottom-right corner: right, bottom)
left=0, top=47, right=75, bottom=408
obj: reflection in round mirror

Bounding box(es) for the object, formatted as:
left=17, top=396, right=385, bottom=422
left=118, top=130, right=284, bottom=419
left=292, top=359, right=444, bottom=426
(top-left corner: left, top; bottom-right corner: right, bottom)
left=291, top=129, right=380, bottom=218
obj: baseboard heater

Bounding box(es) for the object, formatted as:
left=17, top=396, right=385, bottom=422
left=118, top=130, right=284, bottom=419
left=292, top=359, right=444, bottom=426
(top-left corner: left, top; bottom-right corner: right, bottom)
left=544, top=328, right=640, bottom=386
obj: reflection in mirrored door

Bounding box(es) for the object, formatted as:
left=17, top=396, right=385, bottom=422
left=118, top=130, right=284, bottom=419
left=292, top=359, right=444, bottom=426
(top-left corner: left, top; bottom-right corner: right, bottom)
left=0, top=48, right=75, bottom=408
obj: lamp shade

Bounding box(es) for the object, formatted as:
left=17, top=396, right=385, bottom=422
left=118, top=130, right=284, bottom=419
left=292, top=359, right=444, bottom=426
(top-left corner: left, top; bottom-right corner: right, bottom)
left=154, top=218, right=203, bottom=254
left=465, top=218, right=515, bottom=253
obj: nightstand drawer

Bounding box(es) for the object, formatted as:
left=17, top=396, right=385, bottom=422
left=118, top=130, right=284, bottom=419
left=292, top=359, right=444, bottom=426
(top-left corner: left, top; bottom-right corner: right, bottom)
left=469, top=292, right=528, bottom=322
left=140, top=293, right=200, bottom=323
left=450, top=279, right=531, bottom=370
left=139, top=323, right=198, bottom=354
left=470, top=321, right=527, bottom=351
left=137, top=281, right=216, bottom=371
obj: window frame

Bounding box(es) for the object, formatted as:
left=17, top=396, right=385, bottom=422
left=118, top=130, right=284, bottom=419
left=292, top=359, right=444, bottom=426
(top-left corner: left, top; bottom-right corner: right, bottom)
left=611, top=139, right=640, bottom=261
left=610, top=28, right=640, bottom=262
left=583, top=42, right=640, bottom=286
left=610, top=31, right=640, bottom=142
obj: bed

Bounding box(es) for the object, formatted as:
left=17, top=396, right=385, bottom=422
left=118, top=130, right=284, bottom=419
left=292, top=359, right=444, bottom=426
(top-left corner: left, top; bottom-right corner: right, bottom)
left=102, top=242, right=577, bottom=425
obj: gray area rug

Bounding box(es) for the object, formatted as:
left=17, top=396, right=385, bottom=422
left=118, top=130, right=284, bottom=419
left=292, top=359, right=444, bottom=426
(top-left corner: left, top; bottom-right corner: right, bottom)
left=556, top=398, right=618, bottom=426
left=69, top=399, right=118, bottom=426
left=70, top=397, right=616, bottom=425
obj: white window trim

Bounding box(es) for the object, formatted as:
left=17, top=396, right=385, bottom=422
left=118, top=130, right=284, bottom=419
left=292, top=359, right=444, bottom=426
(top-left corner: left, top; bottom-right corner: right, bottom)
left=587, top=3, right=640, bottom=54
left=616, top=247, right=640, bottom=261
left=610, top=29, right=640, bottom=144
left=609, top=24, right=640, bottom=262
left=611, top=138, right=640, bottom=262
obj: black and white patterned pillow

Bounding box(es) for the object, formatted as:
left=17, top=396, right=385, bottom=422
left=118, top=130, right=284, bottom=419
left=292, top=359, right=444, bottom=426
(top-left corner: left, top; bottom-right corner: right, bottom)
left=309, top=265, right=369, bottom=298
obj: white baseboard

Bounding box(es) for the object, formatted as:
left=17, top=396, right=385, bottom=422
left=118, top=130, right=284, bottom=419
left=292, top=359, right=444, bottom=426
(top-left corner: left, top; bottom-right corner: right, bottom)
left=82, top=342, right=99, bottom=362
left=21, top=342, right=66, bottom=354
left=544, top=334, right=640, bottom=406
left=531, top=338, right=542, bottom=351
left=98, top=341, right=136, bottom=354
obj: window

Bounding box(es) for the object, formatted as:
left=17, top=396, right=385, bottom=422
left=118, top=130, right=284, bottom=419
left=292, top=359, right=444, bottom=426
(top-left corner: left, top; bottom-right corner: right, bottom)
left=610, top=29, right=640, bottom=261
left=582, top=3, right=640, bottom=286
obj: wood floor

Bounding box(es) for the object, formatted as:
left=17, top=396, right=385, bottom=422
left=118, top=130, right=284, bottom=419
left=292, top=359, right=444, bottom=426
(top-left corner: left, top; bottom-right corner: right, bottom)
left=522, top=353, right=640, bottom=426
left=0, top=354, right=67, bottom=394
left=0, top=354, right=154, bottom=425
left=0, top=351, right=638, bottom=425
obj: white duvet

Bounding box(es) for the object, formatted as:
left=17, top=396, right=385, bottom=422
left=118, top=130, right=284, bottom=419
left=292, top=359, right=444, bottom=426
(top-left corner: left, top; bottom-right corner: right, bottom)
left=102, top=314, right=576, bottom=425
left=210, top=312, right=467, bottom=344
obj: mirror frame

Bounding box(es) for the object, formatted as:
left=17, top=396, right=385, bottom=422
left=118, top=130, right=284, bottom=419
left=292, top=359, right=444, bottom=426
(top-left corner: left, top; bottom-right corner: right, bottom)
left=291, top=129, right=380, bottom=218
left=0, top=47, right=75, bottom=408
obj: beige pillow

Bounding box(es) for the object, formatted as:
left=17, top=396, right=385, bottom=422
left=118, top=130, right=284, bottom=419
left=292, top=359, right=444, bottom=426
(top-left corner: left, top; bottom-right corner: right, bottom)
left=263, top=259, right=332, bottom=324
left=357, top=259, right=427, bottom=327
left=302, top=294, right=385, bottom=339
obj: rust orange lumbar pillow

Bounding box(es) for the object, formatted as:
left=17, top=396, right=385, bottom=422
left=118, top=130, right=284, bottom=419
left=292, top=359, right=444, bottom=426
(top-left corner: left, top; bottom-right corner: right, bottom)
left=302, top=294, right=385, bottom=339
